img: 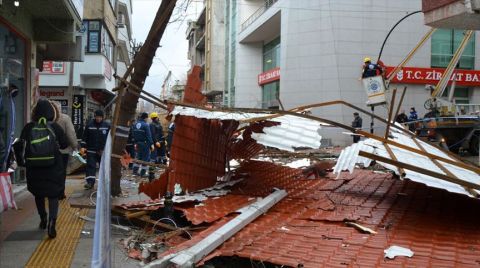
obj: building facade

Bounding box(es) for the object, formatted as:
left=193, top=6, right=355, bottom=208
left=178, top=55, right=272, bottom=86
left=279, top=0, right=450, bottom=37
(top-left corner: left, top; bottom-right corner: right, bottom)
left=0, top=0, right=83, bottom=182
left=228, top=0, right=480, bottom=146
left=39, top=0, right=133, bottom=137
left=186, top=0, right=225, bottom=106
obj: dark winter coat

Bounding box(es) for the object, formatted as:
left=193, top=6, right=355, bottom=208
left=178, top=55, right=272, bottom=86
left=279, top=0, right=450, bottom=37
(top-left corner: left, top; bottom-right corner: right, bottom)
left=362, top=63, right=383, bottom=78
left=133, top=119, right=153, bottom=146
left=150, top=120, right=165, bottom=143
left=395, top=113, right=408, bottom=123
left=352, top=116, right=363, bottom=128
left=81, top=120, right=110, bottom=152
left=20, top=99, right=68, bottom=198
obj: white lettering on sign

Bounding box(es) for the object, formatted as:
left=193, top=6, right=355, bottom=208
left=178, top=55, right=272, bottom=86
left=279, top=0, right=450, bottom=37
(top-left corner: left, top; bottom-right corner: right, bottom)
left=258, top=67, right=280, bottom=85
left=386, top=66, right=480, bottom=86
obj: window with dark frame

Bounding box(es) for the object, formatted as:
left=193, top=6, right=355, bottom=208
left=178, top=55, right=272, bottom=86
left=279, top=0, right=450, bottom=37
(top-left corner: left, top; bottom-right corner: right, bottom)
left=86, top=20, right=101, bottom=53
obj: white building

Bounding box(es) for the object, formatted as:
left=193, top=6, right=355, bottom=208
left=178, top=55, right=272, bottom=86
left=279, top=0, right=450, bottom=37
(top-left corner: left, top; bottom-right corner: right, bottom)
left=226, top=0, right=480, bottom=146
left=39, top=0, right=133, bottom=136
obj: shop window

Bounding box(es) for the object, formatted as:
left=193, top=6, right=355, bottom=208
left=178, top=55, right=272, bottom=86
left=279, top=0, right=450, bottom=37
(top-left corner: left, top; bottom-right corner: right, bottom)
left=431, top=29, right=475, bottom=69
left=262, top=81, right=280, bottom=109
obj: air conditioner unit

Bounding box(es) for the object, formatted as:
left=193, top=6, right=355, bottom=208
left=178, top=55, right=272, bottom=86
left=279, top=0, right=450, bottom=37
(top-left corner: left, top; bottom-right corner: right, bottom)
left=117, top=13, right=125, bottom=28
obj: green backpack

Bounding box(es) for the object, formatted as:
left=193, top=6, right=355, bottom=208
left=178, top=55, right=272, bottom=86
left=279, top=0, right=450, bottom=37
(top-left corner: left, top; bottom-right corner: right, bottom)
left=25, top=117, right=57, bottom=167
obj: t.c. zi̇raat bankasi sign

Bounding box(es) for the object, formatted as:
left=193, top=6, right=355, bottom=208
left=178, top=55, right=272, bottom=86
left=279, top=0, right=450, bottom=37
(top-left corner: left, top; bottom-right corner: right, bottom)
left=258, top=67, right=280, bottom=85
left=386, top=66, right=480, bottom=86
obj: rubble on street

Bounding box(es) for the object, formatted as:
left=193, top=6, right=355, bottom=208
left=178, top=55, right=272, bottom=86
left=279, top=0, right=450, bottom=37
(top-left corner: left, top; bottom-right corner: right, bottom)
left=100, top=69, right=480, bottom=268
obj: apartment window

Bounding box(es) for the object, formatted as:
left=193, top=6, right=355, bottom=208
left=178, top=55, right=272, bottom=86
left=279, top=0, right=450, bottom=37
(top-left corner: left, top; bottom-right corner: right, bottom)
left=85, top=20, right=114, bottom=63
left=431, top=29, right=475, bottom=69
left=102, top=29, right=114, bottom=63
left=263, top=37, right=280, bottom=71
left=86, top=20, right=100, bottom=53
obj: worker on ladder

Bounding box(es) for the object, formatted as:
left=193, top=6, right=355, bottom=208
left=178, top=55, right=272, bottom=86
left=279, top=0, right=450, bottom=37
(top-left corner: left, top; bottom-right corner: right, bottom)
left=362, top=57, right=384, bottom=78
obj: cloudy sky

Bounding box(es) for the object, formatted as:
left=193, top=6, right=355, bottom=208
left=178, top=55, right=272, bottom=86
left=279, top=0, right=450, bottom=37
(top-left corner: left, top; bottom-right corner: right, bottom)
left=131, top=0, right=203, bottom=96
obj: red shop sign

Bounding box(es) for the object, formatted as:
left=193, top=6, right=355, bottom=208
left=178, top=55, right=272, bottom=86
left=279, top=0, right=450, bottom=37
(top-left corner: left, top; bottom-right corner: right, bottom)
left=386, top=66, right=480, bottom=86
left=42, top=61, right=65, bottom=74
left=258, top=67, right=280, bottom=85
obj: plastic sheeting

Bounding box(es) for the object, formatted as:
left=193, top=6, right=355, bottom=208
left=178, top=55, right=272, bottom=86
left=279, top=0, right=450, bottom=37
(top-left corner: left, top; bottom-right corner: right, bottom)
left=91, top=134, right=112, bottom=268
left=334, top=128, right=480, bottom=198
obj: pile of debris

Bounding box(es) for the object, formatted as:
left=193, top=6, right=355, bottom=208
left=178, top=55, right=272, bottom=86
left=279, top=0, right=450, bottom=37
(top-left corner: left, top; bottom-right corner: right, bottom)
left=105, top=70, right=480, bottom=268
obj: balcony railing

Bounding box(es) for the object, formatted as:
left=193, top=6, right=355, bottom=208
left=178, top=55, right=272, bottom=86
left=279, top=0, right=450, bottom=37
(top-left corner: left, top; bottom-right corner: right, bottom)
left=240, top=0, right=279, bottom=32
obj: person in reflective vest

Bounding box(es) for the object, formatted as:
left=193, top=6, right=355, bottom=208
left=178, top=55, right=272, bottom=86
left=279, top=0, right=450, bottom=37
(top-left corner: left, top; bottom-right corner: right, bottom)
left=80, top=110, right=110, bottom=190
left=132, top=112, right=153, bottom=177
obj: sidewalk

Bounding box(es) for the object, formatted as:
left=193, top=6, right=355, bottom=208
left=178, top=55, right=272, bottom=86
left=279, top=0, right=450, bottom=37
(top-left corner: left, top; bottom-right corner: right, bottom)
left=0, top=179, right=136, bottom=268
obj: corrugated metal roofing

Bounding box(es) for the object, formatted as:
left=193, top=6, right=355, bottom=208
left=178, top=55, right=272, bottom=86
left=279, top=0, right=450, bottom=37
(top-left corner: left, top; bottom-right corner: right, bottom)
left=334, top=128, right=480, bottom=198
left=171, top=105, right=325, bottom=151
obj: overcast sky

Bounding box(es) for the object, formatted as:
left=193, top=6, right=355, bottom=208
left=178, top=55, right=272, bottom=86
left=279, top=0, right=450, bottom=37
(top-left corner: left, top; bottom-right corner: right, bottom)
left=131, top=0, right=203, bottom=96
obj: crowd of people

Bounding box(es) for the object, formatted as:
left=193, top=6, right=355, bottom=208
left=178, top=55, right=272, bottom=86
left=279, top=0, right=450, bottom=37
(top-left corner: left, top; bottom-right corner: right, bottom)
left=8, top=97, right=174, bottom=239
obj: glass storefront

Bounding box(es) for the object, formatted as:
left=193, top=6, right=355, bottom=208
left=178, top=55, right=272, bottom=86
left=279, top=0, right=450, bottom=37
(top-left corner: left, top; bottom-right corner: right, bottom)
left=262, top=81, right=280, bottom=109
left=0, top=20, right=26, bottom=180
left=263, top=37, right=280, bottom=72
left=262, top=37, right=281, bottom=109
left=431, top=29, right=475, bottom=69
left=431, top=29, right=475, bottom=105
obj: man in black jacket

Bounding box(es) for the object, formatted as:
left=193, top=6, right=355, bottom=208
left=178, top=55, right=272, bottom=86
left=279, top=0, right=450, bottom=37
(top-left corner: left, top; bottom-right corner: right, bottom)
left=80, top=110, right=110, bottom=189
left=352, top=112, right=362, bottom=143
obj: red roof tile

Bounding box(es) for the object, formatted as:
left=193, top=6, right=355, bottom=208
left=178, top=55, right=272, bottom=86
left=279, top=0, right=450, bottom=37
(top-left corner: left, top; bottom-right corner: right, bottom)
left=160, top=162, right=480, bottom=267
left=175, top=194, right=254, bottom=225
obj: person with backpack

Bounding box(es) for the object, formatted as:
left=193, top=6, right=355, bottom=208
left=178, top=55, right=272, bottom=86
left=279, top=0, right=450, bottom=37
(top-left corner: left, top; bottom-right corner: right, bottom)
left=80, top=110, right=110, bottom=190
left=18, top=98, right=68, bottom=239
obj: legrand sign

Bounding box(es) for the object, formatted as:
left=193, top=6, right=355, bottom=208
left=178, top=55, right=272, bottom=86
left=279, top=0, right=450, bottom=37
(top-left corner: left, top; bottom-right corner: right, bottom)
left=386, top=66, right=480, bottom=86
left=258, top=67, right=280, bottom=85
left=39, top=89, right=65, bottom=98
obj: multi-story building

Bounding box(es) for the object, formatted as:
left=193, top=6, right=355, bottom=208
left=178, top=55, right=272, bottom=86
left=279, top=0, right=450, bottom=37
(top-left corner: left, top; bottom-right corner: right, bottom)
left=39, top=0, right=133, bottom=136
left=0, top=0, right=83, bottom=139
left=227, top=0, right=480, bottom=145
left=186, top=0, right=225, bottom=105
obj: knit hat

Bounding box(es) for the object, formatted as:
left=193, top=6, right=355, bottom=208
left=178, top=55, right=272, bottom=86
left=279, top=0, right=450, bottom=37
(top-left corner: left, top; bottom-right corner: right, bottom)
left=94, top=110, right=104, bottom=117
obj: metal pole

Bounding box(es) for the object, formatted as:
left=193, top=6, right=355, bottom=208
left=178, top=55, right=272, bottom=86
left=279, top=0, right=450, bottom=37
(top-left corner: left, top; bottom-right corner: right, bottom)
left=68, top=62, right=74, bottom=115
left=370, top=106, right=374, bottom=134
left=384, top=88, right=397, bottom=139
left=377, top=10, right=422, bottom=62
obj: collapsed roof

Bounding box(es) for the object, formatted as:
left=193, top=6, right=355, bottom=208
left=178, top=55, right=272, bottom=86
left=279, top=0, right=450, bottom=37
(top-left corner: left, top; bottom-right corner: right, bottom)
left=130, top=68, right=480, bottom=267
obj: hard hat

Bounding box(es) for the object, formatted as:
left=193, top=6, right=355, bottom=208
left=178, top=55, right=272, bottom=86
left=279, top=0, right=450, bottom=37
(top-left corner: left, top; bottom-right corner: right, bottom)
left=149, top=112, right=158, bottom=119
left=364, top=57, right=371, bottom=63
